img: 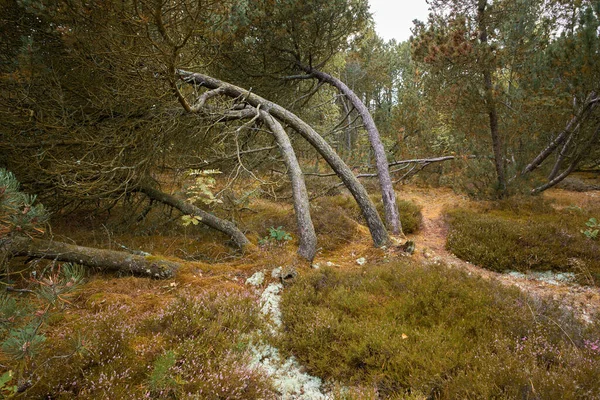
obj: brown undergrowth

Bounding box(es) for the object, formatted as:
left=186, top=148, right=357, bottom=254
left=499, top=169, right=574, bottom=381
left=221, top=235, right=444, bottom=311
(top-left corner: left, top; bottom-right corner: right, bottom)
left=3, top=182, right=600, bottom=399
left=446, top=194, right=600, bottom=285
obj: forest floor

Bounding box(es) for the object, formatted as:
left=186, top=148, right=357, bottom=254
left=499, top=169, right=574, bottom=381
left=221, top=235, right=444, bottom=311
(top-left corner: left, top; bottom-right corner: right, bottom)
left=7, top=182, right=600, bottom=398
left=399, top=186, right=600, bottom=323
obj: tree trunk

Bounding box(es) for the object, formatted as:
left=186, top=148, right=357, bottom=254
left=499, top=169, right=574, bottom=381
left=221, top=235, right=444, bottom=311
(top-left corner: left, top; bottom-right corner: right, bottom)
left=532, top=124, right=600, bottom=194
left=521, top=94, right=597, bottom=177
left=178, top=70, right=390, bottom=247
left=302, top=66, right=403, bottom=236
left=137, top=184, right=252, bottom=250
left=3, top=237, right=178, bottom=278
left=259, top=110, right=317, bottom=260
left=478, top=0, right=506, bottom=197
left=548, top=130, right=575, bottom=181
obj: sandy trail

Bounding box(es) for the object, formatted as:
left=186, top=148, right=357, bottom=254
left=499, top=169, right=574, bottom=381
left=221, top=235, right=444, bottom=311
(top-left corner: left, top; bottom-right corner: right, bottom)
left=399, top=186, right=600, bottom=322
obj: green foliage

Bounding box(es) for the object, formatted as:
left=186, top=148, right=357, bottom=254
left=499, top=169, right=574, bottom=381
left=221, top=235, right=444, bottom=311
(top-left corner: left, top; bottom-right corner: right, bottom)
left=180, top=214, right=202, bottom=226
left=185, top=169, right=223, bottom=206
left=2, top=321, right=46, bottom=360
left=446, top=198, right=600, bottom=285
left=0, top=168, right=49, bottom=238
left=35, top=262, right=86, bottom=305
left=259, top=226, right=292, bottom=248
left=268, top=226, right=292, bottom=242
left=582, top=217, right=599, bottom=240
left=149, top=350, right=178, bottom=394
left=278, top=262, right=600, bottom=399
left=0, top=263, right=86, bottom=385
left=0, top=370, right=18, bottom=398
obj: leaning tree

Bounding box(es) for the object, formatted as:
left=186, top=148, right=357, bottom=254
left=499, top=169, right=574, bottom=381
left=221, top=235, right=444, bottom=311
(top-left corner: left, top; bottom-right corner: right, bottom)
left=1, top=0, right=394, bottom=266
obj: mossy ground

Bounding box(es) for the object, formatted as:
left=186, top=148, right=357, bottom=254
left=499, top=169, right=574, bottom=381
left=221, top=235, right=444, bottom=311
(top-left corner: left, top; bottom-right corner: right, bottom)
left=277, top=263, right=600, bottom=399
left=2, top=185, right=600, bottom=399
left=446, top=195, right=600, bottom=285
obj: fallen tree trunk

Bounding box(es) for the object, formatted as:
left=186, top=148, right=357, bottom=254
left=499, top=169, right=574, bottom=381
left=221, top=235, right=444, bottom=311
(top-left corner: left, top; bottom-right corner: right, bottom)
left=137, top=184, right=252, bottom=250
left=178, top=70, right=390, bottom=247
left=3, top=237, right=178, bottom=278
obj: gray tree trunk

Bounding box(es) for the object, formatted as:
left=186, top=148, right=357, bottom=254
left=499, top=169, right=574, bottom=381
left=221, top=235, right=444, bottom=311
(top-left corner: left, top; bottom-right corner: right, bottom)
left=259, top=110, right=317, bottom=260
left=178, top=70, right=390, bottom=247
left=521, top=94, right=598, bottom=177
left=532, top=124, right=600, bottom=194
left=301, top=67, right=403, bottom=236
left=137, top=184, right=252, bottom=250
left=4, top=237, right=178, bottom=278
left=478, top=0, right=507, bottom=197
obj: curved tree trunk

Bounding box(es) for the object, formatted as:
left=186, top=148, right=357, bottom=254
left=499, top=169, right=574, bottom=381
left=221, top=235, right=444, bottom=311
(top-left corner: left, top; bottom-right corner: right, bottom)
left=520, top=93, right=598, bottom=178
left=3, top=237, right=178, bottom=278
left=532, top=124, right=600, bottom=194
left=299, top=66, right=403, bottom=236
left=137, top=184, right=252, bottom=250
left=178, top=70, right=390, bottom=247
left=259, top=110, right=317, bottom=260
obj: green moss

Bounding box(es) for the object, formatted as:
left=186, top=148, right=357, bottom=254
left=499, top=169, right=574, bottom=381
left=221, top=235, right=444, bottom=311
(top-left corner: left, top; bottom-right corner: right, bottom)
left=446, top=198, right=600, bottom=285
left=278, top=263, right=600, bottom=399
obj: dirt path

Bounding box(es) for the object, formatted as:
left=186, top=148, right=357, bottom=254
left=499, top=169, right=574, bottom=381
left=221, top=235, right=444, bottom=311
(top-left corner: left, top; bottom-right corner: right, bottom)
left=399, top=187, right=600, bottom=323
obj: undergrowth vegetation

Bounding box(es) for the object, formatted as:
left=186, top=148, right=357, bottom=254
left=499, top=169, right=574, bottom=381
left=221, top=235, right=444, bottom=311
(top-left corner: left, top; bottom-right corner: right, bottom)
left=313, top=194, right=423, bottom=236
left=278, top=262, right=600, bottom=399
left=446, top=196, right=600, bottom=285
left=5, top=288, right=275, bottom=399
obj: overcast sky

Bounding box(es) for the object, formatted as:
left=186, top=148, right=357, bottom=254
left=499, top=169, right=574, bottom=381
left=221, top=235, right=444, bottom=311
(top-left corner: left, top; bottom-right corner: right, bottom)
left=369, top=0, right=430, bottom=43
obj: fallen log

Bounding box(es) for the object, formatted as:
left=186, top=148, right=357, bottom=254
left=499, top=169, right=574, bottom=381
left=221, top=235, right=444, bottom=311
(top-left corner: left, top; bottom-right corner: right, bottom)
left=3, top=237, right=179, bottom=278
left=137, top=184, right=252, bottom=250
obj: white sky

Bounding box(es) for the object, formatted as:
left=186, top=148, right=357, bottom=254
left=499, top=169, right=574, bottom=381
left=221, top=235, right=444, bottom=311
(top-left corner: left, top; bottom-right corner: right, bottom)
left=369, top=0, right=430, bottom=42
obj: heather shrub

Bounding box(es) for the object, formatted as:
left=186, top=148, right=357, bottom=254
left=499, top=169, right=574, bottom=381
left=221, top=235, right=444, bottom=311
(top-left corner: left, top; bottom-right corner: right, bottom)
left=278, top=262, right=600, bottom=399
left=311, top=197, right=360, bottom=251
left=446, top=197, right=600, bottom=285
left=21, top=290, right=276, bottom=399
left=318, top=194, right=423, bottom=234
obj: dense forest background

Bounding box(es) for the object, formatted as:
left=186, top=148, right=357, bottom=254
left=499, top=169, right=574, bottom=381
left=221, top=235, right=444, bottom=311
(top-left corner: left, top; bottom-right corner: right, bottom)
left=2, top=0, right=599, bottom=207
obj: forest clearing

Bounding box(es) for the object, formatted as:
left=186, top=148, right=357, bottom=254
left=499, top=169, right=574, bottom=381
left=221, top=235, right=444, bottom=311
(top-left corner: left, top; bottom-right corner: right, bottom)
left=1, top=0, right=600, bottom=398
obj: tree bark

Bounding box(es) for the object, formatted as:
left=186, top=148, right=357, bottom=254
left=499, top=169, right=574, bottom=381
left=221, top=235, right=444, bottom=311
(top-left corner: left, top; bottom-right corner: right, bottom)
left=178, top=70, right=390, bottom=247
left=137, top=184, right=252, bottom=250
left=300, top=66, right=403, bottom=236
left=532, top=124, right=600, bottom=194
left=259, top=110, right=317, bottom=260
left=521, top=94, right=598, bottom=177
left=478, top=0, right=507, bottom=197
left=3, top=237, right=178, bottom=278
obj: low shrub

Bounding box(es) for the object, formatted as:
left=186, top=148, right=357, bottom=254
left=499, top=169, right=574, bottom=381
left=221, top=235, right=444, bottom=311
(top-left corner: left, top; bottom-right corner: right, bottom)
left=311, top=197, right=360, bottom=251
left=278, top=263, right=600, bottom=399
left=19, top=290, right=276, bottom=399
left=446, top=197, right=600, bottom=285
left=317, top=194, right=423, bottom=235
left=395, top=200, right=423, bottom=234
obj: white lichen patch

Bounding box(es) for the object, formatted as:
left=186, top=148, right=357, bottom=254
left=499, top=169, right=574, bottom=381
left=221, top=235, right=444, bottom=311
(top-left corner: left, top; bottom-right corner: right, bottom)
left=271, top=266, right=282, bottom=279
left=249, top=344, right=328, bottom=400
left=260, top=282, right=284, bottom=328
left=246, top=269, right=331, bottom=399
left=507, top=270, right=577, bottom=286
left=246, top=271, right=265, bottom=287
